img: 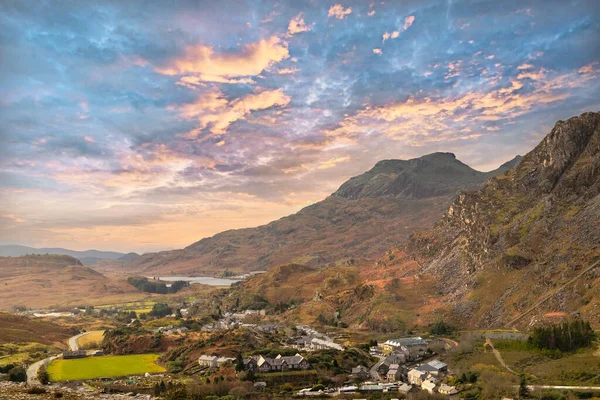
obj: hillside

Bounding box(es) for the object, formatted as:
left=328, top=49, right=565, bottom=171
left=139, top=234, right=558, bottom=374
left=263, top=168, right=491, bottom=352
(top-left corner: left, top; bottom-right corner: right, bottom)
left=404, top=111, right=600, bottom=328
left=128, top=153, right=518, bottom=276
left=0, top=313, right=73, bottom=346
left=0, top=255, right=143, bottom=310
left=225, top=111, right=599, bottom=331
left=0, top=245, right=137, bottom=265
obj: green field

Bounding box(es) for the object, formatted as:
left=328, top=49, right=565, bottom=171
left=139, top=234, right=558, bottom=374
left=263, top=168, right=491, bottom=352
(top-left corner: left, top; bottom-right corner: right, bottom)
left=47, top=354, right=165, bottom=381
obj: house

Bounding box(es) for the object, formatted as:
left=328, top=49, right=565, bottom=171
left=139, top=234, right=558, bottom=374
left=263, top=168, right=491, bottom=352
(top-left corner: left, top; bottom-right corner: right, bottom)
left=216, top=356, right=234, bottom=366
left=386, top=364, right=401, bottom=381
left=438, top=383, right=458, bottom=395
left=310, top=338, right=344, bottom=351
left=248, top=354, right=310, bottom=373
left=381, top=337, right=427, bottom=359
left=92, top=350, right=104, bottom=357
left=386, top=350, right=407, bottom=364
left=199, top=355, right=218, bottom=367
left=351, top=365, right=369, bottom=378
left=407, top=368, right=427, bottom=385
left=398, top=383, right=412, bottom=394
left=421, top=380, right=436, bottom=393
left=63, top=350, right=86, bottom=359
left=416, top=360, right=447, bottom=375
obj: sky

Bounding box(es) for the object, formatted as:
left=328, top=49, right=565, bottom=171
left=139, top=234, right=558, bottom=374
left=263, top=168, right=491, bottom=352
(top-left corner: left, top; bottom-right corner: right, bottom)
left=0, top=0, right=599, bottom=253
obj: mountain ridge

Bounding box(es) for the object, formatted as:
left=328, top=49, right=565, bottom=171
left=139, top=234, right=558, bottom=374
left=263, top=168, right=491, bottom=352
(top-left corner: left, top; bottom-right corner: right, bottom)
left=0, top=245, right=139, bottom=265
left=126, top=152, right=518, bottom=275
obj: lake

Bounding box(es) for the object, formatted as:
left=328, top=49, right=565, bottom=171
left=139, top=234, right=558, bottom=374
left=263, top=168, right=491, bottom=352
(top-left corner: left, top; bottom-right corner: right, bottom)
left=146, top=276, right=241, bottom=286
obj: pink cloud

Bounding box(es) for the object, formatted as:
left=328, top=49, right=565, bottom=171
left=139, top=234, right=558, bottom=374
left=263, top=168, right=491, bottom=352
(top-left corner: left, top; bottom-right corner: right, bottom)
left=156, top=36, right=289, bottom=83
left=373, top=48, right=382, bottom=55
left=288, top=13, right=311, bottom=35
left=328, top=4, right=352, bottom=19
left=403, top=15, right=415, bottom=31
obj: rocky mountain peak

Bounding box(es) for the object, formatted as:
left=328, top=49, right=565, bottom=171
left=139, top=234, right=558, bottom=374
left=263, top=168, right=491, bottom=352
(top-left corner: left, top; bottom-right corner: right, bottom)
left=332, top=152, right=511, bottom=200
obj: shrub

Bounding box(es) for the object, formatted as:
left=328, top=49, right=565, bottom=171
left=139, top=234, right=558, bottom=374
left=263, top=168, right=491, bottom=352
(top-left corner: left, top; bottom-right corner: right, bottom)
left=8, top=367, right=27, bottom=382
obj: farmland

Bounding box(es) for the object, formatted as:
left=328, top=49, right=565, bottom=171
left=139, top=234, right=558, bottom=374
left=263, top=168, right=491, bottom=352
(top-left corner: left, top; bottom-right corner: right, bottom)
left=76, top=330, right=104, bottom=349
left=47, top=354, right=165, bottom=381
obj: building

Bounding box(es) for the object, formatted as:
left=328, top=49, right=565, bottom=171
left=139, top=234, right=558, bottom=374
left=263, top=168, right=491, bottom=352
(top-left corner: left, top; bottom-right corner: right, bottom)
left=351, top=365, right=369, bottom=378
left=407, top=368, right=427, bottom=385
left=416, top=360, right=447, bottom=375
left=438, top=383, right=458, bottom=395
left=310, top=338, right=344, bottom=351
left=198, top=355, right=234, bottom=368
left=381, top=337, right=427, bottom=359
left=387, top=350, right=407, bottom=364
left=386, top=364, right=401, bottom=381
left=421, top=380, right=436, bottom=393
left=246, top=354, right=310, bottom=373
left=199, top=355, right=218, bottom=367
left=398, top=383, right=412, bottom=395
left=63, top=350, right=86, bottom=359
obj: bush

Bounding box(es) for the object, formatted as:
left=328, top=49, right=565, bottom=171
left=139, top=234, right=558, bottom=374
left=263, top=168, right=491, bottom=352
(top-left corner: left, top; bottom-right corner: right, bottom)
left=8, top=367, right=27, bottom=382
left=37, top=366, right=50, bottom=384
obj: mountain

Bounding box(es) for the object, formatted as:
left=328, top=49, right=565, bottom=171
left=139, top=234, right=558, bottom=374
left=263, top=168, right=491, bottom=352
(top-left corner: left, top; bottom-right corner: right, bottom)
left=127, top=153, right=517, bottom=276
left=0, top=254, right=142, bottom=310
left=403, top=111, right=600, bottom=328
left=0, top=245, right=135, bottom=265
left=333, top=152, right=521, bottom=200
left=225, top=112, right=599, bottom=330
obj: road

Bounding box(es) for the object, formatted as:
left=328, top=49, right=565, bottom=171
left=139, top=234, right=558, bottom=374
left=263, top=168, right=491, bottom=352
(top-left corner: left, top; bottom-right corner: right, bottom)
left=485, top=337, right=516, bottom=375
left=526, top=385, right=600, bottom=391
left=27, top=331, right=92, bottom=384
left=369, top=355, right=385, bottom=381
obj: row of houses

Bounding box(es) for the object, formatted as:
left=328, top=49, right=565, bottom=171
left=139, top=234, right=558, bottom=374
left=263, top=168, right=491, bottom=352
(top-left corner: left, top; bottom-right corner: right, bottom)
left=62, top=349, right=103, bottom=359
left=407, top=360, right=455, bottom=394
left=244, top=354, right=311, bottom=373
left=198, top=355, right=235, bottom=368
left=293, top=336, right=344, bottom=351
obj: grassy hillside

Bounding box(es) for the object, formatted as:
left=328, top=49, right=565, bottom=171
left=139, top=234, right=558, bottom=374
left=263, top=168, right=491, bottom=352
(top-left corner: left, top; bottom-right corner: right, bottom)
left=0, top=255, right=145, bottom=310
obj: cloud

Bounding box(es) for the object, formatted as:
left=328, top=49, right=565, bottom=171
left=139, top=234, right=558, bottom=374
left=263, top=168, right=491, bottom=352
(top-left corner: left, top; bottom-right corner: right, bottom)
left=368, top=10, right=376, bottom=16
left=403, top=15, right=415, bottom=31
left=383, top=31, right=400, bottom=43
left=288, top=13, right=311, bottom=35
left=156, top=36, right=289, bottom=83
left=275, top=67, right=299, bottom=75
left=373, top=48, right=382, bottom=55
left=324, top=66, right=594, bottom=145
left=317, top=156, right=350, bottom=169
left=328, top=4, right=352, bottom=19
left=179, top=88, right=291, bottom=136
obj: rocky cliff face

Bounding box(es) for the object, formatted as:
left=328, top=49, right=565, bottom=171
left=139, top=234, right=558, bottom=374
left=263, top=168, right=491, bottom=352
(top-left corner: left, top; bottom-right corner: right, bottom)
left=406, top=111, right=600, bottom=327
left=128, top=153, right=516, bottom=275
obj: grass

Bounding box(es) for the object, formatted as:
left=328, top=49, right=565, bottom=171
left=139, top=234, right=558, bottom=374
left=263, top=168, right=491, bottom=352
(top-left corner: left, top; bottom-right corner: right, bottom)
left=77, top=331, right=104, bottom=349
left=0, top=342, right=55, bottom=366
left=47, top=354, right=165, bottom=381
left=96, top=301, right=156, bottom=314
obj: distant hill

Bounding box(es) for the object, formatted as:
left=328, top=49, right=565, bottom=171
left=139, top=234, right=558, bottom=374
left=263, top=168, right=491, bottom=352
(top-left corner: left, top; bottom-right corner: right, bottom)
left=0, top=245, right=138, bottom=265
left=0, top=254, right=143, bottom=310
left=127, top=152, right=519, bottom=276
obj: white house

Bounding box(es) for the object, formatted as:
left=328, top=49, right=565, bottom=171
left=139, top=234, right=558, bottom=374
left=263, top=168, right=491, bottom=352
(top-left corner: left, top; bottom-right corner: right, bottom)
left=438, top=383, right=458, bottom=395
left=421, top=380, right=436, bottom=393
left=407, top=368, right=427, bottom=385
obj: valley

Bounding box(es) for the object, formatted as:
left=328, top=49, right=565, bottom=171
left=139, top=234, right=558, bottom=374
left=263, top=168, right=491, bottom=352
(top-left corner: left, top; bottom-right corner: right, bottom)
left=1, top=112, right=598, bottom=400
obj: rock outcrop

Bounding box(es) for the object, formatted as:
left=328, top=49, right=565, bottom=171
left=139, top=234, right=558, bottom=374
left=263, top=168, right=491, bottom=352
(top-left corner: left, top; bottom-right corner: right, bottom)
left=406, top=111, right=600, bottom=327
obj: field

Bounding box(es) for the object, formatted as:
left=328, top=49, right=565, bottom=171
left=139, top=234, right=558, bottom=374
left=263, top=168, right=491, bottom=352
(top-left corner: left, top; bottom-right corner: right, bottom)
left=0, top=342, right=55, bottom=366
left=47, top=354, right=165, bottom=381
left=96, top=301, right=156, bottom=314
left=77, top=331, right=104, bottom=349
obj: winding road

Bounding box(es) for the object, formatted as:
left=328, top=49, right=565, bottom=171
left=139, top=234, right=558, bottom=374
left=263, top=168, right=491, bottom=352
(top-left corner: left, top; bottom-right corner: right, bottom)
left=26, top=331, right=93, bottom=384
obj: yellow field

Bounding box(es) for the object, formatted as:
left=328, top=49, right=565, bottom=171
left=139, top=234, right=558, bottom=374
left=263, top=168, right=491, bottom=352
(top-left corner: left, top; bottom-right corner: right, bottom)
left=77, top=331, right=104, bottom=349
left=47, top=354, right=165, bottom=381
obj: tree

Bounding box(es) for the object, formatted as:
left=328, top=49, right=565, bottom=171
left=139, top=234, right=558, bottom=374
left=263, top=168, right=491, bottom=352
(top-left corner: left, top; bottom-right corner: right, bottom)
left=8, top=367, right=27, bottom=382
left=519, top=374, right=529, bottom=399
left=37, top=366, right=50, bottom=385
left=235, top=353, right=244, bottom=372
